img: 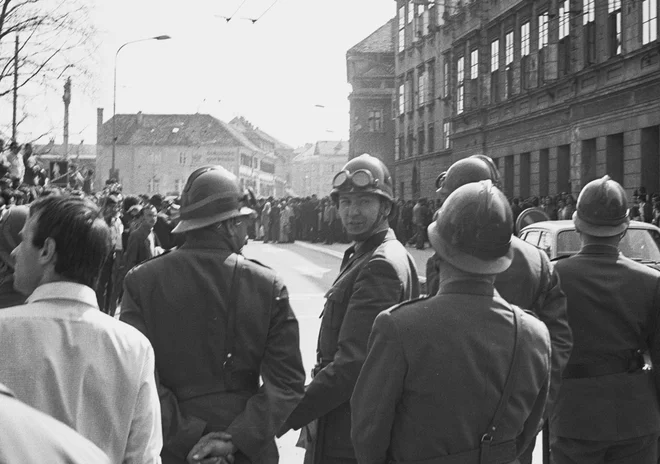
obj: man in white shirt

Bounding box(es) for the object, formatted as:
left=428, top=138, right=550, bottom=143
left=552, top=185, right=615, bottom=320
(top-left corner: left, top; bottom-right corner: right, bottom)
left=0, top=195, right=162, bottom=464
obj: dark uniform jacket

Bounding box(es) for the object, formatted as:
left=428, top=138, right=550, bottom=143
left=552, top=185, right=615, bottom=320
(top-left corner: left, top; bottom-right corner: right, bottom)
left=120, top=233, right=306, bottom=464
left=427, top=236, right=571, bottom=411
left=285, top=229, right=420, bottom=462
left=352, top=281, right=551, bottom=464
left=552, top=244, right=660, bottom=440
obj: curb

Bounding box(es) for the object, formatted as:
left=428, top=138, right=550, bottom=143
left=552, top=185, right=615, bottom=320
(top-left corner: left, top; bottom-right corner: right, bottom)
left=293, top=241, right=345, bottom=259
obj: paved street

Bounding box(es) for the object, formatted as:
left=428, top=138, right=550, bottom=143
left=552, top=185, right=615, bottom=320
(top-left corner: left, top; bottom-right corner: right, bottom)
left=243, top=239, right=545, bottom=464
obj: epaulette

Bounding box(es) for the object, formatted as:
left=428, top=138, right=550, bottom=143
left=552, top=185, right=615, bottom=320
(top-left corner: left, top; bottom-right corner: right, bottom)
left=244, top=256, right=273, bottom=270
left=388, top=294, right=432, bottom=313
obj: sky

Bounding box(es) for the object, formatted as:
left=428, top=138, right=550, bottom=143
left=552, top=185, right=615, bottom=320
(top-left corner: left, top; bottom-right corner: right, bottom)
left=3, top=0, right=396, bottom=149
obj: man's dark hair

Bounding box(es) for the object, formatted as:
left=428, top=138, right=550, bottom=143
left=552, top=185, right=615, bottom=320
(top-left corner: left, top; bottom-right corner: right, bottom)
left=29, top=195, right=111, bottom=288
left=122, top=195, right=141, bottom=213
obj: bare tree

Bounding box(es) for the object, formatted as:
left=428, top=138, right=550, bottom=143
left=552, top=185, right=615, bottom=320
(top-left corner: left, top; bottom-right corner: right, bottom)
left=0, top=0, right=98, bottom=139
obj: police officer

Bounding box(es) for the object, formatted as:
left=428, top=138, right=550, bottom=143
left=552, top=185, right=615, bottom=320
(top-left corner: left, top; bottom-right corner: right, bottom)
left=426, top=156, right=571, bottom=461
left=280, top=154, right=420, bottom=464
left=352, top=180, right=551, bottom=464
left=551, top=176, right=660, bottom=464
left=120, top=166, right=306, bottom=464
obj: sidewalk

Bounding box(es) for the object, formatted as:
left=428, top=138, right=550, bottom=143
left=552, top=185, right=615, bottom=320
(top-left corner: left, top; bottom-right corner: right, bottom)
left=294, top=240, right=434, bottom=282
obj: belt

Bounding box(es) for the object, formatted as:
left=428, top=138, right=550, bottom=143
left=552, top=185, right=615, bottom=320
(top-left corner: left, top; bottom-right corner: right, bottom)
left=563, top=350, right=645, bottom=379
left=390, top=440, right=516, bottom=464
left=173, top=371, right=260, bottom=401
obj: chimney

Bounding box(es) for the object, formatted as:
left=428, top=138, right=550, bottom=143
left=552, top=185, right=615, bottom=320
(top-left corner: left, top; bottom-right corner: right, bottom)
left=136, top=111, right=143, bottom=126
left=96, top=108, right=103, bottom=145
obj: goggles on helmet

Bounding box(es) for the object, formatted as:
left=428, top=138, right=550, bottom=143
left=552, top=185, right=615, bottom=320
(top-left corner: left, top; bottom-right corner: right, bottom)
left=332, top=169, right=378, bottom=190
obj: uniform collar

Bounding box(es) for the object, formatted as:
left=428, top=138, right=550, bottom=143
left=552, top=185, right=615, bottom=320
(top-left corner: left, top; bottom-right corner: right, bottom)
left=579, top=243, right=620, bottom=256
left=437, top=279, right=497, bottom=297
left=26, top=282, right=99, bottom=308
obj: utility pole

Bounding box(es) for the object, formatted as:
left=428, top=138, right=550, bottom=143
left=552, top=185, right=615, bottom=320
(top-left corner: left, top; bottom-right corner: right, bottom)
left=63, top=77, right=71, bottom=160
left=12, top=34, right=18, bottom=142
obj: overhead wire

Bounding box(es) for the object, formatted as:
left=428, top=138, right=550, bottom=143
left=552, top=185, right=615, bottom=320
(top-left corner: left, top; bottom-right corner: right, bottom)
left=241, top=0, right=281, bottom=23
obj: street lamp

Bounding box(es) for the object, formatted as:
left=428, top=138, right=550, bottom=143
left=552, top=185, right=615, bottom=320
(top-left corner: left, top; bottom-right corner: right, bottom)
left=111, top=35, right=171, bottom=180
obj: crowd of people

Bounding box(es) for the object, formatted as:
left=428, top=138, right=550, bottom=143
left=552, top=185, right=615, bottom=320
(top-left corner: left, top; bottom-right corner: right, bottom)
left=0, top=146, right=658, bottom=464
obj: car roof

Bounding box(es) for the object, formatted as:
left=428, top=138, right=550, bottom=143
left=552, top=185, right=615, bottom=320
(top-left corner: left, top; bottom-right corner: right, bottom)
left=521, top=220, right=660, bottom=234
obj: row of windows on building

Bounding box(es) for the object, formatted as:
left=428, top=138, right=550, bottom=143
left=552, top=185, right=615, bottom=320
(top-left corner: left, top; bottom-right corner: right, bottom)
left=395, top=121, right=452, bottom=160
left=239, top=154, right=275, bottom=174
left=490, top=126, right=660, bottom=198
left=396, top=0, right=657, bottom=116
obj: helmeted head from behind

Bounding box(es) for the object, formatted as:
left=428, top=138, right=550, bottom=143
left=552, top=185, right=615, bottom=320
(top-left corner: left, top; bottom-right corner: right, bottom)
left=573, top=175, right=629, bottom=237
left=428, top=180, right=513, bottom=275
left=172, top=166, right=256, bottom=234
left=437, top=155, right=502, bottom=201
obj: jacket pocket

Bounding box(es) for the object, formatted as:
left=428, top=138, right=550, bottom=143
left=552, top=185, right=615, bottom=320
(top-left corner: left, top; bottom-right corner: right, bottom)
left=323, top=288, right=347, bottom=330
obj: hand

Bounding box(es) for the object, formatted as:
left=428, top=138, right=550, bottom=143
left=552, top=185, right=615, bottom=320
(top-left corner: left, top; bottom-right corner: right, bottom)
left=187, top=432, right=237, bottom=464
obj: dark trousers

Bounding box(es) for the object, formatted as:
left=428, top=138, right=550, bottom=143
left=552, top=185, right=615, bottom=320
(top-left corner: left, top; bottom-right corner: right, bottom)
left=415, top=224, right=426, bottom=249
left=551, top=433, right=659, bottom=464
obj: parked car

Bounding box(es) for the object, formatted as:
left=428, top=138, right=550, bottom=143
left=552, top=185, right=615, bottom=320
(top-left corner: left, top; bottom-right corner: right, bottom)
left=519, top=220, right=660, bottom=270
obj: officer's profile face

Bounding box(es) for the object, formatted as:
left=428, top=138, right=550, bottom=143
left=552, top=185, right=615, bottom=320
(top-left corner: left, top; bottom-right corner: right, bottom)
left=338, top=192, right=383, bottom=238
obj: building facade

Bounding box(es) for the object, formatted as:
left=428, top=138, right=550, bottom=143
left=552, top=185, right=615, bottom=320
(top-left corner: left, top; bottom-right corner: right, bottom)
left=290, top=141, right=349, bottom=197
left=347, top=19, right=398, bottom=185
left=394, top=0, right=660, bottom=201
left=96, top=110, right=289, bottom=197
left=228, top=116, right=294, bottom=197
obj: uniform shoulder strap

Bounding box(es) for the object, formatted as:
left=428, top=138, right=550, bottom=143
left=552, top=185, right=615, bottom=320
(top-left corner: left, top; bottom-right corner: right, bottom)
left=480, top=303, right=524, bottom=464
left=223, top=254, right=244, bottom=388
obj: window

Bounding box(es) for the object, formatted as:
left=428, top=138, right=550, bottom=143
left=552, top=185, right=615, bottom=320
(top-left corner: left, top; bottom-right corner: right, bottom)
left=443, top=58, right=449, bottom=97
left=643, top=0, right=658, bottom=45
left=521, top=21, right=530, bottom=56
left=505, top=31, right=514, bottom=65
left=490, top=39, right=500, bottom=71
left=398, top=5, right=405, bottom=52
left=428, top=123, right=434, bottom=152
left=148, top=177, right=160, bottom=193
left=608, top=0, right=622, bottom=56
left=457, top=85, right=464, bottom=113
left=179, top=153, right=187, bottom=165
left=559, top=1, right=570, bottom=39
left=406, top=74, right=414, bottom=112
left=539, top=12, right=549, bottom=48
left=418, top=4, right=428, bottom=37
left=427, top=61, right=435, bottom=102
left=559, top=1, right=572, bottom=75
left=414, top=4, right=423, bottom=42
left=418, top=68, right=426, bottom=107
left=397, top=135, right=404, bottom=159
left=418, top=127, right=425, bottom=155
left=407, top=130, right=414, bottom=156
left=470, top=49, right=479, bottom=79
left=583, top=0, right=595, bottom=25
left=407, top=0, right=414, bottom=24
left=368, top=110, right=383, bottom=131
left=399, top=83, right=405, bottom=114
left=457, top=56, right=465, bottom=114
left=505, top=31, right=514, bottom=98
left=443, top=121, right=451, bottom=149
left=490, top=40, right=500, bottom=103
left=436, top=0, right=445, bottom=26
left=261, top=161, right=275, bottom=174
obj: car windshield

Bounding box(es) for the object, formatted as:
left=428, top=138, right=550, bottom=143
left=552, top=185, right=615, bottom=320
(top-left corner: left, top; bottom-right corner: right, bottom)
left=557, top=228, right=660, bottom=262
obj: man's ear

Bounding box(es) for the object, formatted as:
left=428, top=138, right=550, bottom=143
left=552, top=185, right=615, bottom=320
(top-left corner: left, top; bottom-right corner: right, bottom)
left=381, top=200, right=392, bottom=218
left=39, top=237, right=57, bottom=266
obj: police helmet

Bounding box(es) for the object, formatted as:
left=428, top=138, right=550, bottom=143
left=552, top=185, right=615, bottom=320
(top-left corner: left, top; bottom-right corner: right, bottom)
left=573, top=175, right=629, bottom=237
left=428, top=180, right=513, bottom=275
left=172, top=166, right=256, bottom=234
left=438, top=155, right=502, bottom=199
left=330, top=154, right=394, bottom=204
